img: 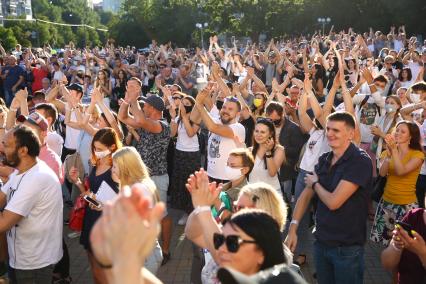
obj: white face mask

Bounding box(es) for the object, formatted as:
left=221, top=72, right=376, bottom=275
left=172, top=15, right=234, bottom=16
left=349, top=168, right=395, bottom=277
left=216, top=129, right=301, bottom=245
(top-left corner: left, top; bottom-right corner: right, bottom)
left=225, top=166, right=242, bottom=181
left=94, top=149, right=111, bottom=159
left=410, top=93, right=421, bottom=103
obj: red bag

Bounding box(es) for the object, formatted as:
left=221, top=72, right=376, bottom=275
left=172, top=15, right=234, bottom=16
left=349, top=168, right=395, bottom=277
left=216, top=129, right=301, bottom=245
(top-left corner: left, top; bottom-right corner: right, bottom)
left=69, top=196, right=86, bottom=232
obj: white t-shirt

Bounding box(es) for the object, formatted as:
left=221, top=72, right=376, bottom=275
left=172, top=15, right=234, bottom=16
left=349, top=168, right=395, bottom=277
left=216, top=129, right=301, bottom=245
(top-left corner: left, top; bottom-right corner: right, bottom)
left=407, top=61, right=422, bottom=82
left=46, top=131, right=64, bottom=157
left=394, top=39, right=404, bottom=52
left=353, top=92, right=385, bottom=143
left=207, top=119, right=245, bottom=180
left=175, top=117, right=199, bottom=152
left=299, top=128, right=330, bottom=172
left=2, top=161, right=63, bottom=269
left=64, top=110, right=82, bottom=149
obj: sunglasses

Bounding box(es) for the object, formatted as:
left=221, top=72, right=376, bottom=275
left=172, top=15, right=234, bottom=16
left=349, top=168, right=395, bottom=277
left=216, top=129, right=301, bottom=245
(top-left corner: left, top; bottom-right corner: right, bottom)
left=213, top=233, right=256, bottom=253
left=172, top=96, right=182, bottom=100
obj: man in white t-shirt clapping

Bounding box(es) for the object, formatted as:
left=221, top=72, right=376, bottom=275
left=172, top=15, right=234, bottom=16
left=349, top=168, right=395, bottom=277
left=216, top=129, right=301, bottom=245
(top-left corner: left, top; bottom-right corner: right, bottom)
left=0, top=125, right=63, bottom=283
left=191, top=87, right=245, bottom=183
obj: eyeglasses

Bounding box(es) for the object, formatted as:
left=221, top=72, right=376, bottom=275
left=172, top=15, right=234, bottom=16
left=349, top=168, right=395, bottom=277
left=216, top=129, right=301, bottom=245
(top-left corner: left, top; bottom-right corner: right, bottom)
left=213, top=233, right=256, bottom=253
left=256, top=117, right=272, bottom=123
left=172, top=96, right=182, bottom=100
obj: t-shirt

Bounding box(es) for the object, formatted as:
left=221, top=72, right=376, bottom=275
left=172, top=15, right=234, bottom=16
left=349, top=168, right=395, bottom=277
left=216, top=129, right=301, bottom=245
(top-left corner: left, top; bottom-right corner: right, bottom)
left=39, top=145, right=64, bottom=184
left=135, top=120, right=170, bottom=176
left=31, top=68, right=48, bottom=92
left=64, top=110, right=82, bottom=150
left=46, top=131, right=64, bottom=157
left=1, top=65, right=25, bottom=90
left=2, top=161, right=63, bottom=269
left=382, top=149, right=424, bottom=205
left=207, top=119, right=245, bottom=180
left=353, top=92, right=385, bottom=143
left=398, top=208, right=426, bottom=284
left=299, top=128, right=330, bottom=172
left=314, top=144, right=372, bottom=246
left=195, top=63, right=209, bottom=84
left=175, top=117, right=199, bottom=152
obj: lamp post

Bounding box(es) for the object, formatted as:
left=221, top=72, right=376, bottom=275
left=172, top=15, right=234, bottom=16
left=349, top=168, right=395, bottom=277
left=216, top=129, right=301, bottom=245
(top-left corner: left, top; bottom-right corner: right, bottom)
left=317, top=17, right=331, bottom=34
left=196, top=22, right=208, bottom=49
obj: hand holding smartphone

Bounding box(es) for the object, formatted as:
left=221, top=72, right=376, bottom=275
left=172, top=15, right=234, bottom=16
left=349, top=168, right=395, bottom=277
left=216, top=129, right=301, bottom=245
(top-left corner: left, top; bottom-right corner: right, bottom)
left=396, top=220, right=414, bottom=237
left=84, top=194, right=102, bottom=209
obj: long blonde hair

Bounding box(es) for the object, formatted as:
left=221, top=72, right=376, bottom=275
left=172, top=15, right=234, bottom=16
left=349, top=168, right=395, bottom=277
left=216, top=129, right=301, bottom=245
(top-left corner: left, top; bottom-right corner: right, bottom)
left=112, top=147, right=158, bottom=201
left=238, top=182, right=287, bottom=231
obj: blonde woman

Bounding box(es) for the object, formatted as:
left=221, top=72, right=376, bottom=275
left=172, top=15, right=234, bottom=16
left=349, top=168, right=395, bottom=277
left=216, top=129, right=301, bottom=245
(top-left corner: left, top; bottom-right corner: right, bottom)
left=94, top=69, right=112, bottom=107
left=110, top=146, right=163, bottom=274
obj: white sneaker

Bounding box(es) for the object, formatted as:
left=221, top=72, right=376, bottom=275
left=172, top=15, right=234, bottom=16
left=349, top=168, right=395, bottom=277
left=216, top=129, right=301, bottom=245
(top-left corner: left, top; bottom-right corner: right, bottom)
left=68, top=231, right=81, bottom=239
left=178, top=214, right=188, bottom=225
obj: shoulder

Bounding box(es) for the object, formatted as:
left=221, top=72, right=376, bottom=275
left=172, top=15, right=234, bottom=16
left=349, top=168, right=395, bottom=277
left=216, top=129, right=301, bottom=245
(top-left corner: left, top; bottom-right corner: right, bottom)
left=351, top=145, right=373, bottom=164
left=408, top=149, right=425, bottom=159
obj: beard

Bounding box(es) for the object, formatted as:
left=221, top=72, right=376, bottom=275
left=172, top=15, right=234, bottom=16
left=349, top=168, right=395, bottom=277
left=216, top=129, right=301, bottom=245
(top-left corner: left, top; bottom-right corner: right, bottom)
left=3, top=151, right=20, bottom=168
left=220, top=115, right=232, bottom=125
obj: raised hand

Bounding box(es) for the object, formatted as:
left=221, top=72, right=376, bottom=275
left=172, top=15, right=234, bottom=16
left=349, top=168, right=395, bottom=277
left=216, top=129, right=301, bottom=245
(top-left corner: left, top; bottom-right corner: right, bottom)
left=186, top=168, right=222, bottom=207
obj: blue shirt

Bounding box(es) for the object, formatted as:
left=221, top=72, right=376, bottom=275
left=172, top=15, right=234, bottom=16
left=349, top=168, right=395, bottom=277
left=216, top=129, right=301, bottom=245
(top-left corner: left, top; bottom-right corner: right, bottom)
left=314, top=143, right=373, bottom=246
left=1, top=65, right=25, bottom=90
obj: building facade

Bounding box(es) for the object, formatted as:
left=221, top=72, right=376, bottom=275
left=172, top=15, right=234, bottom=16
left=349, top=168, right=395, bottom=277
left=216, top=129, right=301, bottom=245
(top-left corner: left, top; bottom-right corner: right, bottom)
left=0, top=0, right=32, bottom=20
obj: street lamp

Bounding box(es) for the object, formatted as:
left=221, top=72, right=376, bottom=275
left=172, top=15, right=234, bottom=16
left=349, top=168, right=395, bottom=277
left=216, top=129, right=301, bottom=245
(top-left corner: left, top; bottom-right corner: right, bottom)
left=196, top=22, right=208, bottom=50
left=317, top=17, right=331, bottom=34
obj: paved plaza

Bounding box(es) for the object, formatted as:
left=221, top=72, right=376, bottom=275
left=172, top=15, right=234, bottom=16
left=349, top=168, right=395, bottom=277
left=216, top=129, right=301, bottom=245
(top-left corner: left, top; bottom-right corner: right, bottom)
left=65, top=208, right=392, bottom=284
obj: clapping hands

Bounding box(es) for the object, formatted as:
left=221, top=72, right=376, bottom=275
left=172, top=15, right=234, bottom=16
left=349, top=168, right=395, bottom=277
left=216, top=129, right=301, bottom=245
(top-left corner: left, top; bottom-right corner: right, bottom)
left=186, top=168, right=222, bottom=208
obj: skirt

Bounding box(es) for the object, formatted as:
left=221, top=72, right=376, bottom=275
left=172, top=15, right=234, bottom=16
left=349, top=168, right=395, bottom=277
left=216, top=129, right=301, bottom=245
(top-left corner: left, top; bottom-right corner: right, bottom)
left=170, top=149, right=201, bottom=213
left=370, top=198, right=418, bottom=246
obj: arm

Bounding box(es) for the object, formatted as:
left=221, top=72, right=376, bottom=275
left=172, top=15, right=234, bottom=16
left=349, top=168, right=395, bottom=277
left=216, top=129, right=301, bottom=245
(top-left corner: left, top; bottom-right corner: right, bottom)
left=0, top=209, right=23, bottom=233
left=129, top=101, right=162, bottom=134
left=390, top=150, right=423, bottom=176
left=196, top=102, right=235, bottom=138
left=266, top=146, right=286, bottom=177
left=312, top=179, right=360, bottom=211
left=94, top=92, right=123, bottom=140
left=117, top=101, right=141, bottom=129
left=381, top=240, right=403, bottom=271
left=298, top=90, right=314, bottom=133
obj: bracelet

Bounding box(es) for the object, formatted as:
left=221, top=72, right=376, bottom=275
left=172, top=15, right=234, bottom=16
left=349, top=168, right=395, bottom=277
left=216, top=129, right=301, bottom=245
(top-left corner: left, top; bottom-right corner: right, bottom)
left=290, top=220, right=299, bottom=226
left=265, top=154, right=273, bottom=158
left=10, top=107, right=18, bottom=112
left=193, top=206, right=211, bottom=215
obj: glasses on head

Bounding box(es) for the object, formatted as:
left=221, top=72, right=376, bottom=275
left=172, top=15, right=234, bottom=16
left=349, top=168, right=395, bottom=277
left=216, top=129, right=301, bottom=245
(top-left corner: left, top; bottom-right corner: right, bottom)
left=172, top=96, right=182, bottom=100
left=225, top=96, right=239, bottom=103
left=213, top=233, right=256, bottom=253
left=256, top=117, right=273, bottom=123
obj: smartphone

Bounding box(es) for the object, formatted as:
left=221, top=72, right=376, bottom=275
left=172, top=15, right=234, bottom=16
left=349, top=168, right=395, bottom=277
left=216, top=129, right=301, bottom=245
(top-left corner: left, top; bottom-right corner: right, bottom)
left=396, top=220, right=413, bottom=237
left=83, top=195, right=102, bottom=209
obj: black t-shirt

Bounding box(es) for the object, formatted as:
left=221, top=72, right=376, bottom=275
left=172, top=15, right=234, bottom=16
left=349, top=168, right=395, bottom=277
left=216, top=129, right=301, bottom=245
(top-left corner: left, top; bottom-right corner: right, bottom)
left=314, top=143, right=373, bottom=246
left=240, top=117, right=255, bottom=147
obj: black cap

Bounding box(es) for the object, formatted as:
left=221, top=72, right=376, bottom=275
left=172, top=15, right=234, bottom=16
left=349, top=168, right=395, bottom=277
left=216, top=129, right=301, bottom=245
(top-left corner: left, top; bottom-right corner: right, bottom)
left=67, top=83, right=83, bottom=93
left=141, top=94, right=165, bottom=112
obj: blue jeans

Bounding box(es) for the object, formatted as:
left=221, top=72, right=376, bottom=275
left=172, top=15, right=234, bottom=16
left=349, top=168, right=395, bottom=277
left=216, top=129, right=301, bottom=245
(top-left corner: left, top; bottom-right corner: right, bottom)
left=314, top=241, right=364, bottom=284
left=293, top=169, right=311, bottom=255
left=3, top=88, right=15, bottom=107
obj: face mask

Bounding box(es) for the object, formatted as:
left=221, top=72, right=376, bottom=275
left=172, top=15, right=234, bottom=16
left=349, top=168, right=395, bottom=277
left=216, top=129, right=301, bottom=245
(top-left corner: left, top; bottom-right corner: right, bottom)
left=216, top=100, right=224, bottom=110
left=410, top=93, right=421, bottom=103
left=385, top=104, right=395, bottom=113
left=184, top=105, right=193, bottom=113
left=376, top=87, right=384, bottom=94
left=94, top=149, right=111, bottom=159
left=35, top=64, right=41, bottom=69
left=225, top=166, right=242, bottom=181
left=273, top=119, right=282, bottom=127
left=253, top=98, right=263, bottom=108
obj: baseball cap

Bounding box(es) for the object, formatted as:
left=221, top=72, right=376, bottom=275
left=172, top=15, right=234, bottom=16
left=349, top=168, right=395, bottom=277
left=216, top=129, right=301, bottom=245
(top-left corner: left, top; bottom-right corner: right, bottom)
left=217, top=264, right=307, bottom=284
left=141, top=94, right=165, bottom=112
left=17, top=112, right=49, bottom=131
left=67, top=83, right=83, bottom=93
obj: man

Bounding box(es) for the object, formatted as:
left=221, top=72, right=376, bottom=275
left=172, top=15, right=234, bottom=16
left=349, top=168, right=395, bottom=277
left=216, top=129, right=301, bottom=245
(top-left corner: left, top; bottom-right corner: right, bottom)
left=0, top=125, right=63, bottom=283
left=191, top=88, right=245, bottom=183
left=35, top=103, right=64, bottom=157
left=286, top=112, right=373, bottom=284
left=118, top=77, right=173, bottom=264
left=175, top=64, right=195, bottom=96
left=266, top=101, right=307, bottom=200
left=0, top=55, right=25, bottom=106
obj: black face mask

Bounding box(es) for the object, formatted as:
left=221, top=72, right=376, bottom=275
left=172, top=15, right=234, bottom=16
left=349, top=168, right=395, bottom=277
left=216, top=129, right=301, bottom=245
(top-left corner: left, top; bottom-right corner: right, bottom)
left=273, top=119, right=282, bottom=127
left=184, top=105, right=194, bottom=113
left=216, top=100, right=224, bottom=110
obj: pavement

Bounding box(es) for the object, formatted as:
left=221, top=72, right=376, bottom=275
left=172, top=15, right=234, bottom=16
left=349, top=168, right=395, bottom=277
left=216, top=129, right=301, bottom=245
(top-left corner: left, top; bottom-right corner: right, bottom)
left=65, top=207, right=392, bottom=284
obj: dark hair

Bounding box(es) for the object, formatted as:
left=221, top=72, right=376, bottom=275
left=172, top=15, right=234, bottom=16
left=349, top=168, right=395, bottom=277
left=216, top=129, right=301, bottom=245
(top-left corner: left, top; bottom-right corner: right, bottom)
left=252, top=118, right=277, bottom=170
left=327, top=111, right=356, bottom=129
left=398, top=67, right=412, bottom=82
left=177, top=94, right=196, bottom=125
left=251, top=92, right=268, bottom=116
left=35, top=103, right=58, bottom=124
left=412, top=82, right=426, bottom=93
left=226, top=209, right=286, bottom=270
left=265, top=101, right=284, bottom=117
left=373, top=75, right=389, bottom=84
left=13, top=125, right=40, bottom=157
left=396, top=121, right=423, bottom=151
left=91, top=127, right=122, bottom=165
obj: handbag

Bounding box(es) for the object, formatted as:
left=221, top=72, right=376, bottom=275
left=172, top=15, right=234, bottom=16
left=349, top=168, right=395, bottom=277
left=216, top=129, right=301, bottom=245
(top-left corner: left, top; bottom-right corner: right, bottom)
left=371, top=176, right=387, bottom=203
left=69, top=196, right=86, bottom=232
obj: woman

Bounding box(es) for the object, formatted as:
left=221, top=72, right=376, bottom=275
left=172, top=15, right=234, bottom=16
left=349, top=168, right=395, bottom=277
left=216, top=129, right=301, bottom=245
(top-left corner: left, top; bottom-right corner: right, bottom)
left=185, top=170, right=292, bottom=283
left=251, top=92, right=268, bottom=118
left=248, top=118, right=285, bottom=192
left=344, top=58, right=359, bottom=88
left=111, top=146, right=163, bottom=274
left=111, top=69, right=128, bottom=111
left=370, top=121, right=424, bottom=246
left=94, top=69, right=112, bottom=107
left=393, top=67, right=413, bottom=93
left=169, top=93, right=200, bottom=225
left=370, top=95, right=403, bottom=168
left=69, top=128, right=122, bottom=284
left=381, top=202, right=426, bottom=284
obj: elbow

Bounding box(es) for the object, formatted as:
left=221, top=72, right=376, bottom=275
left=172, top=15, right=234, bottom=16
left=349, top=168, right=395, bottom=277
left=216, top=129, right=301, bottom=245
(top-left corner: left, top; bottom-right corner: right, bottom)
left=327, top=200, right=343, bottom=211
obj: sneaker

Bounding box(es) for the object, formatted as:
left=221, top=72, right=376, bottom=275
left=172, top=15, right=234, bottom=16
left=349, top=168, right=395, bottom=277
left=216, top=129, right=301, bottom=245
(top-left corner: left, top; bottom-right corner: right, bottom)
left=68, top=231, right=81, bottom=239
left=178, top=213, right=188, bottom=225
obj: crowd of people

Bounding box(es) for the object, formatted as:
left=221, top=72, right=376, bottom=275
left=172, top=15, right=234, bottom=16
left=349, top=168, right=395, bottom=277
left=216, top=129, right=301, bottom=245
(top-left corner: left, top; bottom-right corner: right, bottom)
left=0, top=24, right=425, bottom=284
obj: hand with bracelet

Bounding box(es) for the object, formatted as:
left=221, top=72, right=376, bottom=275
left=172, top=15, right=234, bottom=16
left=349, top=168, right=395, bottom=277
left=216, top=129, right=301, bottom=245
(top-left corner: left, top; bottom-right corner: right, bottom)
left=304, top=171, right=319, bottom=190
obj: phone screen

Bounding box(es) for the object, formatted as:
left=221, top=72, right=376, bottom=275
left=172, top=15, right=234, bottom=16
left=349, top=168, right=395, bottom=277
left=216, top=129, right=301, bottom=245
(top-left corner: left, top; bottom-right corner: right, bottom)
left=84, top=195, right=101, bottom=208
left=396, top=220, right=413, bottom=237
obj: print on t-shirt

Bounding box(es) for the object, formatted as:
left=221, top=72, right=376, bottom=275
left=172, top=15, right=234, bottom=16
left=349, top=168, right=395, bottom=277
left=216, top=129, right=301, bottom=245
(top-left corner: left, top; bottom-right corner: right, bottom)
left=209, top=135, right=221, bottom=159
left=360, top=103, right=377, bottom=125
